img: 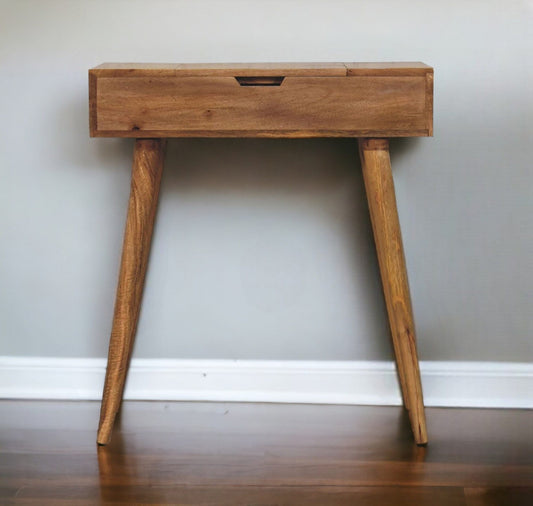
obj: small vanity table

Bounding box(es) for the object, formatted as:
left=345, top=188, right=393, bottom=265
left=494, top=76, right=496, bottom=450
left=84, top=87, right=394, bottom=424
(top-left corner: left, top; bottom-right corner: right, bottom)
left=89, top=62, right=433, bottom=446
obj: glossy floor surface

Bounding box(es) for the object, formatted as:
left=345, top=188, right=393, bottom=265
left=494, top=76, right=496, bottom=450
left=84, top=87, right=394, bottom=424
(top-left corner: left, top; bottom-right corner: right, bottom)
left=1, top=401, right=532, bottom=505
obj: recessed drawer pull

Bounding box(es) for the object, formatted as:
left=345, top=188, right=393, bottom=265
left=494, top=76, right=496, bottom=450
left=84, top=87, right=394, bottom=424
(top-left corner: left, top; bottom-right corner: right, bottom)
left=235, top=76, right=285, bottom=86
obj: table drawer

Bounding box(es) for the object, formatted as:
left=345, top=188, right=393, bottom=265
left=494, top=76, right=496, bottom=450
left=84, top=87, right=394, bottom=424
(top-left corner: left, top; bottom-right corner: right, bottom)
left=90, top=66, right=433, bottom=138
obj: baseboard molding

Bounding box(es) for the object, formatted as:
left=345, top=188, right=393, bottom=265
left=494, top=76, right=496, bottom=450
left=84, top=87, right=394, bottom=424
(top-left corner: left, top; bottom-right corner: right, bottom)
left=0, top=357, right=531, bottom=408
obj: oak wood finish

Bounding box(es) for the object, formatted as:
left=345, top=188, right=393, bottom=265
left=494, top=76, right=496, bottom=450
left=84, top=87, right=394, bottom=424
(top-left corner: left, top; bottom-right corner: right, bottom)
left=97, top=139, right=166, bottom=445
left=89, top=62, right=433, bottom=138
left=359, top=138, right=427, bottom=445
left=90, top=62, right=433, bottom=447
left=1, top=401, right=532, bottom=505
left=92, top=61, right=432, bottom=76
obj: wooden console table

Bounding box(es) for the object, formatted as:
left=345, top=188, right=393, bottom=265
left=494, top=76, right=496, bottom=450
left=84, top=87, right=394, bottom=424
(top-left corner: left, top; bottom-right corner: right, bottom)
left=89, top=62, right=433, bottom=446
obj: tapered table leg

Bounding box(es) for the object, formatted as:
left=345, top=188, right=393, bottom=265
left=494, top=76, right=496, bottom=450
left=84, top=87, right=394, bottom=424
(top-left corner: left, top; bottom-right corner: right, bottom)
left=358, top=138, right=428, bottom=445
left=97, top=139, right=166, bottom=445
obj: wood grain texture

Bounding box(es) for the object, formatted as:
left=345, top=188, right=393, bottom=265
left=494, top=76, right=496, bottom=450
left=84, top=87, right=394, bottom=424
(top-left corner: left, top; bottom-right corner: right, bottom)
left=2, top=401, right=532, bottom=505
left=425, top=72, right=434, bottom=136
left=92, top=61, right=432, bottom=76
left=345, top=62, right=432, bottom=76
left=359, top=138, right=427, bottom=445
left=89, top=62, right=433, bottom=138
left=464, top=487, right=533, bottom=506
left=1, top=485, right=468, bottom=505
left=97, top=139, right=166, bottom=446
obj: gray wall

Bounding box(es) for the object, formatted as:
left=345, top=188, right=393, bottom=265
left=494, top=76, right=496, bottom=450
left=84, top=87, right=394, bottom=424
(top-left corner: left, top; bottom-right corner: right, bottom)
left=1, top=0, right=531, bottom=362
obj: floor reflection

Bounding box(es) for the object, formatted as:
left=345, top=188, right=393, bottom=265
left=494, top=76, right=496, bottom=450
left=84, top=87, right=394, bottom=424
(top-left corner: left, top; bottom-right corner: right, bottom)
left=97, top=417, right=141, bottom=503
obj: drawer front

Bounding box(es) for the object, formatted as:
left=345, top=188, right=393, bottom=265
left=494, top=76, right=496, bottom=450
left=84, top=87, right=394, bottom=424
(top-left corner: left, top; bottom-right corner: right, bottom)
left=91, top=75, right=432, bottom=138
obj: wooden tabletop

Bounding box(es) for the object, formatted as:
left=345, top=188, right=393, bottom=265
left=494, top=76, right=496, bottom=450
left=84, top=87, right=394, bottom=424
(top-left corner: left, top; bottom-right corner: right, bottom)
left=91, top=62, right=432, bottom=77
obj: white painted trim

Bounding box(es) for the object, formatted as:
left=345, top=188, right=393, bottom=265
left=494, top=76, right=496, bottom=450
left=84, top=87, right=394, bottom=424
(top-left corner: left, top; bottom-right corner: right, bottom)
left=0, top=357, right=531, bottom=408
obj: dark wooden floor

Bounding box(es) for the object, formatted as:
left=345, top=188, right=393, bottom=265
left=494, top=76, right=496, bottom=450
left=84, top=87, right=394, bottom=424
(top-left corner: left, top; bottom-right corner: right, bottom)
left=0, top=401, right=532, bottom=505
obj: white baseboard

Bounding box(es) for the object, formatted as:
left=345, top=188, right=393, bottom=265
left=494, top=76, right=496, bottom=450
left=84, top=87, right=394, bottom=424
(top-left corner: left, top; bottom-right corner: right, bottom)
left=0, top=357, right=531, bottom=408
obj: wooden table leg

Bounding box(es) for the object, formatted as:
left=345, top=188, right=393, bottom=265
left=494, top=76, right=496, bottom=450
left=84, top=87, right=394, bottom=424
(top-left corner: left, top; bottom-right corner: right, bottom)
left=97, top=139, right=166, bottom=445
left=358, top=138, right=428, bottom=445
